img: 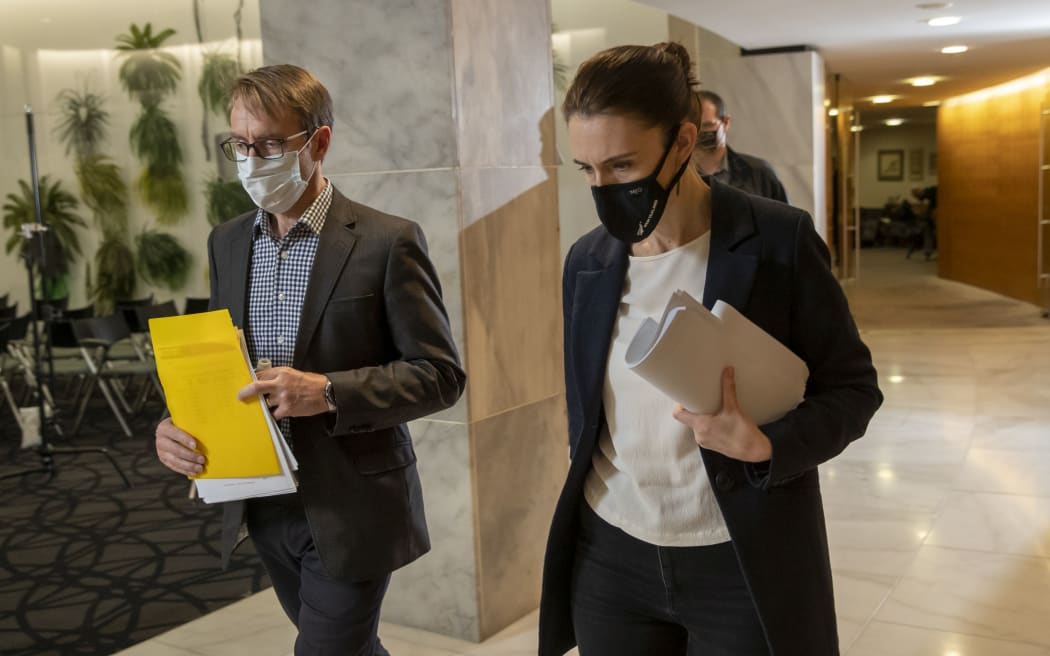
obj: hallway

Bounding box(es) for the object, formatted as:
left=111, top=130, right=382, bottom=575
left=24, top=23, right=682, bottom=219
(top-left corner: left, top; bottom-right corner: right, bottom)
left=118, top=249, right=1050, bottom=655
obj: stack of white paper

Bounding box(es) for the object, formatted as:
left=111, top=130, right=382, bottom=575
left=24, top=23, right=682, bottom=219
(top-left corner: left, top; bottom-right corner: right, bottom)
left=625, top=290, right=809, bottom=425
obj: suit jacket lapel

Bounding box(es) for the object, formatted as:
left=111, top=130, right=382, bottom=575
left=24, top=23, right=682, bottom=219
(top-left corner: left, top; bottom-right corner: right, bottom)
left=227, top=217, right=254, bottom=328
left=703, top=179, right=759, bottom=313
left=293, top=190, right=358, bottom=367
left=571, top=236, right=628, bottom=422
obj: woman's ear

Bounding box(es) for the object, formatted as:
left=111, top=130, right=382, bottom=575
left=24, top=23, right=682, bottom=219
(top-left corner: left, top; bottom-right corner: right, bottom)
left=677, top=120, right=698, bottom=157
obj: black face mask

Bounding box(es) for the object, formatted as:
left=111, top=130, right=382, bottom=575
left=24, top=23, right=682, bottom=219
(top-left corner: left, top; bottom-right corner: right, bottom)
left=698, top=129, right=720, bottom=151
left=591, top=130, right=691, bottom=244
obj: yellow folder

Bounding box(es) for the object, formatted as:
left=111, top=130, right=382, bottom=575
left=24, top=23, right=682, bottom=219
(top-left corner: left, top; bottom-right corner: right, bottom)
left=150, top=310, right=281, bottom=478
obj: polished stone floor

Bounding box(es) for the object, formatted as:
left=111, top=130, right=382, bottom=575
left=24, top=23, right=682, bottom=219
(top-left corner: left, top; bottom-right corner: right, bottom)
left=116, top=248, right=1050, bottom=655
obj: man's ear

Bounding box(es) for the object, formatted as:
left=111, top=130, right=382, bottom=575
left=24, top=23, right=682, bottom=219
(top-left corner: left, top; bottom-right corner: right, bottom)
left=313, top=125, right=333, bottom=161
left=722, top=114, right=732, bottom=133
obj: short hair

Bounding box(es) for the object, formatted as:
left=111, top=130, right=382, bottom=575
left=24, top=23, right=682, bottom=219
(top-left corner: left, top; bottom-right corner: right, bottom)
left=697, top=90, right=727, bottom=120
left=562, top=42, right=698, bottom=138
left=229, top=64, right=334, bottom=132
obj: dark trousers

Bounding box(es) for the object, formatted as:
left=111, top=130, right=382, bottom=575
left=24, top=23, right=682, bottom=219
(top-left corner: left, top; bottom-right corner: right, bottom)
left=246, top=494, right=391, bottom=656
left=571, top=503, right=769, bottom=656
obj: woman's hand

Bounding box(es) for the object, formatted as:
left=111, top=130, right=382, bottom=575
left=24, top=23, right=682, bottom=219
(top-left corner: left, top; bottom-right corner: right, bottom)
left=673, top=367, right=772, bottom=463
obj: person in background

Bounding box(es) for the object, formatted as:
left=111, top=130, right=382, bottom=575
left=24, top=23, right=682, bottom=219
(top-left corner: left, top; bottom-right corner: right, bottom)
left=691, top=89, right=789, bottom=203
left=539, top=43, right=882, bottom=656
left=910, top=185, right=938, bottom=260
left=154, top=64, right=465, bottom=655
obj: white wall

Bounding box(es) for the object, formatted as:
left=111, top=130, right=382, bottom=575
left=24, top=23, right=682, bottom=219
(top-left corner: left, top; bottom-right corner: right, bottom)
left=857, top=123, right=938, bottom=208
left=551, top=0, right=672, bottom=260
left=0, top=2, right=262, bottom=315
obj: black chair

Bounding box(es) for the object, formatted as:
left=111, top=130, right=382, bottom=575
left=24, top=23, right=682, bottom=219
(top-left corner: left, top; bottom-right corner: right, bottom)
left=0, top=315, right=31, bottom=424
left=132, top=301, right=180, bottom=361
left=183, top=297, right=210, bottom=315
left=33, top=296, right=69, bottom=321
left=135, top=300, right=179, bottom=328
left=71, top=314, right=161, bottom=438
left=115, top=296, right=155, bottom=334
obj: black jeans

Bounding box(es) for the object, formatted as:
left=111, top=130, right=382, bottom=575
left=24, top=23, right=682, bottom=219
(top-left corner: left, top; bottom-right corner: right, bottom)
left=571, top=502, right=769, bottom=655
left=246, top=494, right=391, bottom=656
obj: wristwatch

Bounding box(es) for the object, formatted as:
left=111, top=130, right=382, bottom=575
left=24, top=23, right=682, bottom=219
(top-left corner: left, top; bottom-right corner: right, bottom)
left=323, top=378, right=337, bottom=413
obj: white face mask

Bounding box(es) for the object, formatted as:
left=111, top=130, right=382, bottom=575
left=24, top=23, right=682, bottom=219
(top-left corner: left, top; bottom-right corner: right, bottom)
left=236, top=131, right=318, bottom=215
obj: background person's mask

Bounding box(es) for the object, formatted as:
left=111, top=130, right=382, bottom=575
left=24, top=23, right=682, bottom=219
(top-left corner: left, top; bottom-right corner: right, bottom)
left=237, top=132, right=318, bottom=215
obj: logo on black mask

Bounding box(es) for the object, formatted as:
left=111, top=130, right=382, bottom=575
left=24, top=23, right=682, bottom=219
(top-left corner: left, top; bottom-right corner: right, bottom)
left=591, top=127, right=692, bottom=244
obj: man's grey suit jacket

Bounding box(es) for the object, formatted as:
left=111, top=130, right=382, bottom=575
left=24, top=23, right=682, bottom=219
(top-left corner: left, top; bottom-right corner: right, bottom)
left=206, top=187, right=466, bottom=582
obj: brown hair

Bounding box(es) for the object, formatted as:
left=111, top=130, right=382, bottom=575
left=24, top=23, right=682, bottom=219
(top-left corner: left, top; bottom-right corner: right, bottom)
left=697, top=90, right=727, bottom=120
left=229, top=64, right=334, bottom=132
left=562, top=42, right=698, bottom=137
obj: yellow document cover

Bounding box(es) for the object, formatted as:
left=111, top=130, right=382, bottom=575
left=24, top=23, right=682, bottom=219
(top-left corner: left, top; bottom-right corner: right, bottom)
left=150, top=310, right=281, bottom=478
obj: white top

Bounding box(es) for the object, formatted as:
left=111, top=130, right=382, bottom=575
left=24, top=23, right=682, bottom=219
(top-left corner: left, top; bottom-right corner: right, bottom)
left=583, top=231, right=731, bottom=547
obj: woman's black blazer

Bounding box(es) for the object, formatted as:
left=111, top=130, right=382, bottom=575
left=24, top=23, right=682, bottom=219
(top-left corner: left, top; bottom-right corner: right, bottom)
left=539, top=179, right=882, bottom=656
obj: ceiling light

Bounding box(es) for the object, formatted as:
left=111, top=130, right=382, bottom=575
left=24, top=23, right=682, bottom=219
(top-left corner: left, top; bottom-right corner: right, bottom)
left=908, top=76, right=943, bottom=87
left=828, top=108, right=840, bottom=117
left=916, top=2, right=952, bottom=8
left=888, top=375, right=905, bottom=383
left=871, top=95, right=897, bottom=104
left=850, top=125, right=864, bottom=132
left=923, top=100, right=942, bottom=107
left=928, top=16, right=962, bottom=26
left=941, top=45, right=968, bottom=54
left=885, top=118, right=905, bottom=126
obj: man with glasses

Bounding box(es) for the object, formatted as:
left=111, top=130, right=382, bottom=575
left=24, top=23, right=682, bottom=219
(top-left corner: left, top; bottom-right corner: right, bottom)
left=691, top=90, right=788, bottom=203
left=154, top=64, right=465, bottom=655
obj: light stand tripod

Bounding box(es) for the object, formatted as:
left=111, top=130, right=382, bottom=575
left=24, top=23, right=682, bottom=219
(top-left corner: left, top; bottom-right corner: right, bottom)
left=0, top=106, right=129, bottom=488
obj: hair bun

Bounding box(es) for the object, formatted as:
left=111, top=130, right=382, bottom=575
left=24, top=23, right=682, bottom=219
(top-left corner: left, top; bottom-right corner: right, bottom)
left=654, top=41, right=698, bottom=90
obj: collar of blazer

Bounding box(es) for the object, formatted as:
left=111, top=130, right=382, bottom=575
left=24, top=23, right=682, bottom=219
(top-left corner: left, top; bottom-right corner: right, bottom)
left=222, top=187, right=360, bottom=368
left=568, top=178, right=760, bottom=419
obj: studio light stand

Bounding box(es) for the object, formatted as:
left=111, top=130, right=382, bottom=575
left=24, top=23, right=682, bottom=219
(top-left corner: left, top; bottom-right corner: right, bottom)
left=0, top=106, right=129, bottom=488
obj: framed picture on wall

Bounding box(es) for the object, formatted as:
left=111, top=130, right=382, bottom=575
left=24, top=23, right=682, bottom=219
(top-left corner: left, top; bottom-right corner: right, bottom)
left=909, top=148, right=924, bottom=181
left=878, top=149, right=904, bottom=181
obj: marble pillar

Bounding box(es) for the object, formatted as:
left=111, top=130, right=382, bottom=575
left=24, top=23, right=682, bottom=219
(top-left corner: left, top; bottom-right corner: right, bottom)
left=698, top=50, right=829, bottom=239
left=258, top=0, right=565, bottom=642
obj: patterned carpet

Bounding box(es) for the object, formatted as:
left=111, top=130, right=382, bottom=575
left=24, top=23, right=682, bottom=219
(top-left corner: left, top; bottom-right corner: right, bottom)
left=0, top=379, right=270, bottom=655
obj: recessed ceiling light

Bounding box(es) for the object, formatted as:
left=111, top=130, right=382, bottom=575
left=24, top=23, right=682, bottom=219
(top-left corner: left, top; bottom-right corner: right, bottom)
left=928, top=16, right=962, bottom=26
left=923, top=100, right=942, bottom=107
left=885, top=118, right=905, bottom=127
left=850, top=125, right=864, bottom=132
left=908, top=76, right=944, bottom=87
left=871, top=95, right=897, bottom=104
left=828, top=108, right=840, bottom=117
left=916, top=2, right=952, bottom=8
left=941, top=45, right=968, bottom=54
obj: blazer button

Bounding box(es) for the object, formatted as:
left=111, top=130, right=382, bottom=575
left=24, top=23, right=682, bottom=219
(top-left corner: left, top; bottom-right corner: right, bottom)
left=714, top=469, right=735, bottom=492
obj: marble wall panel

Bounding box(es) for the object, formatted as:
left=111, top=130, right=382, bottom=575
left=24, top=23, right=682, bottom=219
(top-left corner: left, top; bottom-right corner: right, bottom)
left=471, top=394, right=569, bottom=639
left=260, top=0, right=458, bottom=173
left=382, top=419, right=479, bottom=641
left=328, top=170, right=467, bottom=423
left=699, top=50, right=826, bottom=234
left=458, top=168, right=563, bottom=422
left=450, top=0, right=556, bottom=168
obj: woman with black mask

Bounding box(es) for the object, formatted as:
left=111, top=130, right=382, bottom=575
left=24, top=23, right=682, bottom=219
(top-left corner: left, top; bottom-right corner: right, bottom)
left=538, top=42, right=882, bottom=656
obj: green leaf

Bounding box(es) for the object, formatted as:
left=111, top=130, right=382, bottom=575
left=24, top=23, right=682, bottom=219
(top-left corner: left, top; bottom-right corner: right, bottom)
left=204, top=176, right=254, bottom=227
left=136, top=229, right=192, bottom=290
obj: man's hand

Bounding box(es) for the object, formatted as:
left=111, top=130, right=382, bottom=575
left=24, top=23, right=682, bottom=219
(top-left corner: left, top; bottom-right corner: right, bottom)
left=673, top=367, right=772, bottom=463
left=237, top=366, right=329, bottom=420
left=155, top=417, right=206, bottom=477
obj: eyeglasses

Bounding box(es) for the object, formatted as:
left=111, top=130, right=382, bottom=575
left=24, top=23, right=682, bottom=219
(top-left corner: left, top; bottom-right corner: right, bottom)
left=220, top=129, right=313, bottom=162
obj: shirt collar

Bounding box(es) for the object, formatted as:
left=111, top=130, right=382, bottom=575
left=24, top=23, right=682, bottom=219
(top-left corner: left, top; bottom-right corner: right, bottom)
left=253, top=178, right=333, bottom=238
